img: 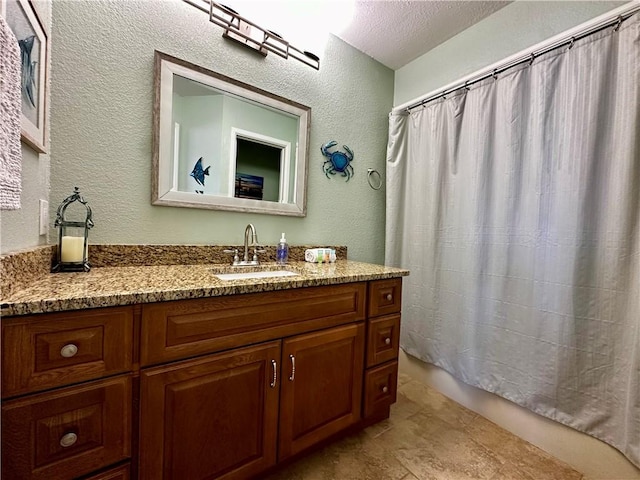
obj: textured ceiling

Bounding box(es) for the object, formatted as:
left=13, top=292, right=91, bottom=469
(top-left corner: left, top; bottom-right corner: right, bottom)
left=334, top=0, right=512, bottom=70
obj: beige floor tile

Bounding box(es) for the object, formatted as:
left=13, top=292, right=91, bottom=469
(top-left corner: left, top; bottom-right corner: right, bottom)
left=400, top=473, right=422, bottom=480
left=264, top=430, right=410, bottom=480
left=264, top=376, right=583, bottom=480
left=398, top=372, right=413, bottom=387
left=464, top=414, right=521, bottom=452
left=465, top=407, right=581, bottom=480
left=399, top=381, right=478, bottom=430
left=495, top=437, right=581, bottom=480
left=488, top=463, right=538, bottom=480
left=372, top=410, right=504, bottom=480
left=365, top=391, right=425, bottom=439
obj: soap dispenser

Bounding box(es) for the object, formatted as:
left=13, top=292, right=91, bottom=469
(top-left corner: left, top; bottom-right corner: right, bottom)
left=276, top=232, right=289, bottom=265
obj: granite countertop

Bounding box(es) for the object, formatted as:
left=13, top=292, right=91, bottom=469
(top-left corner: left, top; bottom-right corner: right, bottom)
left=1, top=261, right=409, bottom=317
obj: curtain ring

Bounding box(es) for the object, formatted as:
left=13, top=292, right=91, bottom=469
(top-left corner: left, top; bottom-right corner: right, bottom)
left=568, top=37, right=575, bottom=50
left=464, top=81, right=470, bottom=91
left=529, top=53, right=536, bottom=66
left=367, top=169, right=382, bottom=190
left=614, top=15, right=623, bottom=32
left=492, top=69, right=498, bottom=81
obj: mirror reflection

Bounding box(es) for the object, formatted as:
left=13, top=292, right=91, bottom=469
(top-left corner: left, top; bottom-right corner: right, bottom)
left=153, top=51, right=310, bottom=216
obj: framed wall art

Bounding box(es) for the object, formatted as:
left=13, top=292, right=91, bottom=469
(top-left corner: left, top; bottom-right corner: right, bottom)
left=1, top=0, right=48, bottom=153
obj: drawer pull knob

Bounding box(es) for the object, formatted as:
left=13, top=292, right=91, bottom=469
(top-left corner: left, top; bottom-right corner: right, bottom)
left=60, top=344, right=78, bottom=358
left=386, top=293, right=393, bottom=301
left=59, top=432, right=78, bottom=448
left=382, top=386, right=389, bottom=394
left=385, top=337, right=391, bottom=345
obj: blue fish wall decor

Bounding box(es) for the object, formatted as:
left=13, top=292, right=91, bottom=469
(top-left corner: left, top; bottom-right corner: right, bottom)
left=190, top=157, right=211, bottom=191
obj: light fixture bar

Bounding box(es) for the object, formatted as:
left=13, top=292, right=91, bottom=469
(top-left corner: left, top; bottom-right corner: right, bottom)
left=182, top=0, right=320, bottom=70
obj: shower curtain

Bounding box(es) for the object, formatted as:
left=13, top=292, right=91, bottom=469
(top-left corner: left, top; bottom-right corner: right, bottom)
left=385, top=16, right=640, bottom=467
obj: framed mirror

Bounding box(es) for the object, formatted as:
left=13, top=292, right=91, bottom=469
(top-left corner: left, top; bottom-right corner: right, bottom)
left=152, top=51, right=310, bottom=216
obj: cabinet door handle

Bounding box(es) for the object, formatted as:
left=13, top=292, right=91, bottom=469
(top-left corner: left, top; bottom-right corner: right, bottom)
left=385, top=337, right=391, bottom=345
left=382, top=385, right=389, bottom=394
left=386, top=293, right=393, bottom=301
left=59, top=432, right=78, bottom=448
left=289, top=354, right=295, bottom=381
left=270, top=359, right=277, bottom=388
left=60, top=344, right=78, bottom=358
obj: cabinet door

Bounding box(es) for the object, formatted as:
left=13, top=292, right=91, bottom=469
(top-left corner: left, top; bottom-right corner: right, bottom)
left=139, top=341, right=281, bottom=480
left=279, top=323, right=365, bottom=460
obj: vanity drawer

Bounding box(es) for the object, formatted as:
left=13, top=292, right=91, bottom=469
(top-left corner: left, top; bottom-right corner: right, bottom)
left=141, top=282, right=366, bottom=366
left=1, top=374, right=131, bottom=480
left=2, top=306, right=134, bottom=398
left=368, top=278, right=402, bottom=317
left=363, top=361, right=398, bottom=418
left=366, top=314, right=400, bottom=368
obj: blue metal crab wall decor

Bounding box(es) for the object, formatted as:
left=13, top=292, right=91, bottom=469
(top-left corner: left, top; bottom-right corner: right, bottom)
left=321, top=141, right=354, bottom=181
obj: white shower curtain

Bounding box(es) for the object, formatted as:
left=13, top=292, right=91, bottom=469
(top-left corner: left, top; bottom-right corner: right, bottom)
left=386, top=16, right=640, bottom=467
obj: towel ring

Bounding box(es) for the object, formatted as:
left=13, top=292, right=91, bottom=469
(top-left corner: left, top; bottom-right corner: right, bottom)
left=367, top=168, right=382, bottom=190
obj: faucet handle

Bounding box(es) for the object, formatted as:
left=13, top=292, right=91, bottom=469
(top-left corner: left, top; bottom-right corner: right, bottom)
left=223, top=248, right=240, bottom=264
left=252, top=245, right=266, bottom=262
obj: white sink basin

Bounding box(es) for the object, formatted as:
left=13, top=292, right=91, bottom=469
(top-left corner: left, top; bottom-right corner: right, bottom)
left=215, top=270, right=299, bottom=281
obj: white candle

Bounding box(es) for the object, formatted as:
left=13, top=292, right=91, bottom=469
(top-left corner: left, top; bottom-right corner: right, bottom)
left=61, top=236, right=86, bottom=263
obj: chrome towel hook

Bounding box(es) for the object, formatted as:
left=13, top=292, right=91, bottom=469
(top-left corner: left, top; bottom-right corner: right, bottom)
left=367, top=168, right=382, bottom=190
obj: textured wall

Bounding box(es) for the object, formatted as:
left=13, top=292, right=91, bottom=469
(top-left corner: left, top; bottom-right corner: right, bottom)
left=394, top=1, right=626, bottom=107
left=49, top=0, right=393, bottom=264
left=0, top=0, right=51, bottom=254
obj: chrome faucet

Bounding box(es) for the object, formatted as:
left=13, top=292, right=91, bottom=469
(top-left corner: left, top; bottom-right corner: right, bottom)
left=243, top=223, right=258, bottom=264
left=223, top=224, right=265, bottom=266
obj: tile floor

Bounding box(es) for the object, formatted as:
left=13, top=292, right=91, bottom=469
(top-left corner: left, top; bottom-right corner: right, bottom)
left=266, top=373, right=583, bottom=480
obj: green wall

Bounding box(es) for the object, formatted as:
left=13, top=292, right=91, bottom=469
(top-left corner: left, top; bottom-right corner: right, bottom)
left=48, top=0, right=393, bottom=263
left=394, top=1, right=626, bottom=107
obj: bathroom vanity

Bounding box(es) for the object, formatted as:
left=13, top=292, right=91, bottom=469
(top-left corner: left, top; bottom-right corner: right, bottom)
left=0, top=256, right=407, bottom=480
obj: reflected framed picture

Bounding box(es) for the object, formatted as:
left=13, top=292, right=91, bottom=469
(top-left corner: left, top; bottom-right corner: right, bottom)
left=1, top=0, right=48, bottom=153
left=235, top=173, right=264, bottom=200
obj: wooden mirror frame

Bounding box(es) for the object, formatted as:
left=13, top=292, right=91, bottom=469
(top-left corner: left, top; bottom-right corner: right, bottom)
left=152, top=51, right=310, bottom=216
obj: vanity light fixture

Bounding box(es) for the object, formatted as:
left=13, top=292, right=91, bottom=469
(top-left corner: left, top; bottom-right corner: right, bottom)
left=182, top=0, right=320, bottom=70
left=52, top=187, right=94, bottom=273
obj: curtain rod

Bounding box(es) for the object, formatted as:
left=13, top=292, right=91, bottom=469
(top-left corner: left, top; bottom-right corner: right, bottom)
left=394, top=2, right=640, bottom=114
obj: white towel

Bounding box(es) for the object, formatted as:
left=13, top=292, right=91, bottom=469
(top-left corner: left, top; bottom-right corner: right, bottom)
left=0, top=15, right=22, bottom=210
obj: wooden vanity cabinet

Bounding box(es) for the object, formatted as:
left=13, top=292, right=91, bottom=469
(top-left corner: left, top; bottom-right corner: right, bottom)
left=1, top=277, right=402, bottom=480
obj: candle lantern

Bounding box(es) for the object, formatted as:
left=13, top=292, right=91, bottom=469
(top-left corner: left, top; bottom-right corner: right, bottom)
left=52, top=187, right=94, bottom=272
